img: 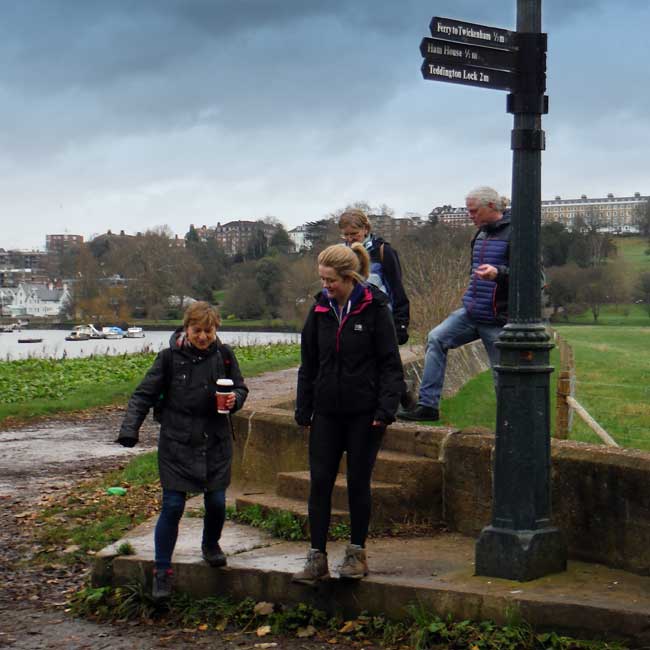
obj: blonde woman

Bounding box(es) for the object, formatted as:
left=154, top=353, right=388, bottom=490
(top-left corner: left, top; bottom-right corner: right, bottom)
left=293, top=243, right=404, bottom=584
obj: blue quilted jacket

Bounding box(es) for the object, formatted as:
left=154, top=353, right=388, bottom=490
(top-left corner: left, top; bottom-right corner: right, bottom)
left=461, top=213, right=511, bottom=324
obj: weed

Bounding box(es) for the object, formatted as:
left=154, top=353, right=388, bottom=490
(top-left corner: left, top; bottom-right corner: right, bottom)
left=116, top=542, right=135, bottom=556
left=69, top=585, right=630, bottom=649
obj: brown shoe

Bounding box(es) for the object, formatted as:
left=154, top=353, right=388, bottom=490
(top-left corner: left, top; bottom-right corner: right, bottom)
left=338, top=544, right=368, bottom=580
left=291, top=549, right=330, bottom=585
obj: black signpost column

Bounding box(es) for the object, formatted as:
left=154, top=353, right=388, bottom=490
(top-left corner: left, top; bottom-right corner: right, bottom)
left=474, top=0, right=567, bottom=581
left=419, top=0, right=567, bottom=581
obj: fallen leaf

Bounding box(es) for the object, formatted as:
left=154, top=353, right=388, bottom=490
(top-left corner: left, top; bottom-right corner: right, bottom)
left=254, top=644, right=278, bottom=648
left=339, top=621, right=359, bottom=634
left=296, top=625, right=316, bottom=638
left=254, top=601, right=275, bottom=616
left=198, top=624, right=208, bottom=631
left=256, top=625, right=272, bottom=637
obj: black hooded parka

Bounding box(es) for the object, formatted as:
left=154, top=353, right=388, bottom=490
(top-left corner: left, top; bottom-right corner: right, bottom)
left=119, top=330, right=248, bottom=492
left=295, top=284, right=405, bottom=427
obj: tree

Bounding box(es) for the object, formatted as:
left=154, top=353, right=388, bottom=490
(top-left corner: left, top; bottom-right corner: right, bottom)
left=634, top=271, right=650, bottom=317
left=546, top=264, right=581, bottom=319
left=577, top=264, right=628, bottom=323
left=245, top=224, right=268, bottom=260
left=635, top=199, right=650, bottom=238
left=255, top=257, right=284, bottom=318
left=541, top=221, right=572, bottom=267
left=304, top=218, right=338, bottom=250
left=268, top=224, right=292, bottom=255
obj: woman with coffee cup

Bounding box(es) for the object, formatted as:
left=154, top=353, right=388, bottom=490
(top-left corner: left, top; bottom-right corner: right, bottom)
left=293, top=243, right=404, bottom=584
left=117, top=301, right=248, bottom=599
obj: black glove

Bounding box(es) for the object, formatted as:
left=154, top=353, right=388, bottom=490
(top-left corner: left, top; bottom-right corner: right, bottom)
left=371, top=421, right=387, bottom=434
left=117, top=436, right=137, bottom=448
left=396, top=325, right=409, bottom=345
left=295, top=415, right=312, bottom=428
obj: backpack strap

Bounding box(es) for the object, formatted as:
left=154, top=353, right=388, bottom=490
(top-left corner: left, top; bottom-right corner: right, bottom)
left=380, top=242, right=384, bottom=263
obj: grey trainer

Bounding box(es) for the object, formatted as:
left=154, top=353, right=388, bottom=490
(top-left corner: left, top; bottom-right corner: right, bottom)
left=152, top=568, right=173, bottom=600
left=338, top=544, right=368, bottom=580
left=291, top=549, right=330, bottom=585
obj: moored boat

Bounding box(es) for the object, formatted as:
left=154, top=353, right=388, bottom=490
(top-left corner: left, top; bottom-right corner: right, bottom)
left=125, top=327, right=145, bottom=338
left=102, top=326, right=125, bottom=339
left=65, top=325, right=93, bottom=341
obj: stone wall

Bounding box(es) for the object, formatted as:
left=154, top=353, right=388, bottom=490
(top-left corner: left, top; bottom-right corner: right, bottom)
left=232, top=408, right=650, bottom=575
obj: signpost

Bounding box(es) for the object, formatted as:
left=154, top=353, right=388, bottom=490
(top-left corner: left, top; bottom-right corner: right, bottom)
left=420, top=1, right=567, bottom=582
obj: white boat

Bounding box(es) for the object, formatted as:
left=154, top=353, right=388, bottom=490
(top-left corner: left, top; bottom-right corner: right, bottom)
left=65, top=325, right=93, bottom=341
left=102, top=326, right=125, bottom=339
left=126, top=327, right=145, bottom=338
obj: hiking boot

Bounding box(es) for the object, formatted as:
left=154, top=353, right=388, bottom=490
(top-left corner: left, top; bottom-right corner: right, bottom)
left=291, top=549, right=330, bottom=585
left=396, top=404, right=439, bottom=422
left=338, top=544, right=368, bottom=580
left=202, top=542, right=227, bottom=568
left=152, top=568, right=173, bottom=600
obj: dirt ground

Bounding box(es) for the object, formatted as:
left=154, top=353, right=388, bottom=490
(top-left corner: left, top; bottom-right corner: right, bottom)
left=0, top=369, right=362, bottom=650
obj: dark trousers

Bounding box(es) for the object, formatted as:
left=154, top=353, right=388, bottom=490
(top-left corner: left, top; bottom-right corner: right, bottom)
left=154, top=488, right=226, bottom=571
left=308, top=412, right=384, bottom=552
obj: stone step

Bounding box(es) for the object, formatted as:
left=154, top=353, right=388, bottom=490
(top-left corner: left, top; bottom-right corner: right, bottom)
left=235, top=492, right=349, bottom=525
left=276, top=470, right=406, bottom=524
left=339, top=449, right=443, bottom=522
left=382, top=422, right=458, bottom=459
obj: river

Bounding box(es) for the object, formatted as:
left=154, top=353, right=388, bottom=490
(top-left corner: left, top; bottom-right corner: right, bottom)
left=0, top=329, right=300, bottom=360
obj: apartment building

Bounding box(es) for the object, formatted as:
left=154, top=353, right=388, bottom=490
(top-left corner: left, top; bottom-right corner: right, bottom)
left=541, top=192, right=647, bottom=233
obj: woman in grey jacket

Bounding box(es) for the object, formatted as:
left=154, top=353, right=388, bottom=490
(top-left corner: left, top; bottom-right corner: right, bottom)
left=117, top=301, right=248, bottom=599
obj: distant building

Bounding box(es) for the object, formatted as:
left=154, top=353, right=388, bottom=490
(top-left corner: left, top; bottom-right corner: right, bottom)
left=288, top=225, right=309, bottom=251
left=45, top=234, right=83, bottom=255
left=428, top=205, right=472, bottom=227
left=213, top=220, right=275, bottom=256
left=5, top=282, right=71, bottom=318
left=0, top=248, right=49, bottom=287
left=541, top=192, right=648, bottom=233
left=367, top=214, right=424, bottom=241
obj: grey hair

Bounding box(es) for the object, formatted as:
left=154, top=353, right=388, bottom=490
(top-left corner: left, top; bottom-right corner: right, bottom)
left=466, top=186, right=507, bottom=211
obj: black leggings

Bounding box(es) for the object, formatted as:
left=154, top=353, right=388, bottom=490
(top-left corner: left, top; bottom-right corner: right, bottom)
left=308, top=412, right=384, bottom=552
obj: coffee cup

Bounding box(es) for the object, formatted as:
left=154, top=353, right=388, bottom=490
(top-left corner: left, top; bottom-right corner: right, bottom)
left=216, top=378, right=235, bottom=414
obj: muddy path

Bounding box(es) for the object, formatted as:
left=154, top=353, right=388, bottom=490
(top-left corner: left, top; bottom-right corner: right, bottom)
left=0, top=368, right=357, bottom=649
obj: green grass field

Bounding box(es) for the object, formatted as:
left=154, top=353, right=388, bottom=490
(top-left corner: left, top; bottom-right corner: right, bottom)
left=613, top=236, right=650, bottom=273
left=441, top=325, right=650, bottom=451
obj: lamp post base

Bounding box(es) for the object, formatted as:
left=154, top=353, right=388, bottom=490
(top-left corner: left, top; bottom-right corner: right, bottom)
left=475, top=525, right=567, bottom=582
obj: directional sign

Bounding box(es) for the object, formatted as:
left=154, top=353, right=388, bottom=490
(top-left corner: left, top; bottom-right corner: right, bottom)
left=429, top=16, right=516, bottom=51
left=420, top=60, right=515, bottom=91
left=420, top=37, right=516, bottom=71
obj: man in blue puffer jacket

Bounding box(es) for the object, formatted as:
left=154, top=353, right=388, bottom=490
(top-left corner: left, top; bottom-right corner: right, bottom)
left=398, top=186, right=510, bottom=422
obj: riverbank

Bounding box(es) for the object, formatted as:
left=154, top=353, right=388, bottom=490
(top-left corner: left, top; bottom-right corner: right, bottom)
left=0, top=342, right=300, bottom=425
left=17, top=319, right=300, bottom=333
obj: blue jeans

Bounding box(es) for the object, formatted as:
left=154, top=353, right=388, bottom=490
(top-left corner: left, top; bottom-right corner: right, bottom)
left=417, top=307, right=503, bottom=409
left=154, top=488, right=226, bottom=571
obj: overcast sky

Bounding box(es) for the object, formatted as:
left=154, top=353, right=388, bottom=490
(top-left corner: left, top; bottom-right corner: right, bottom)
left=2, top=0, right=649, bottom=250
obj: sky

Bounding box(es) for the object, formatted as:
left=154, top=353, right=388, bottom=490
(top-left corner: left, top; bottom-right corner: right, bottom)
left=2, top=0, right=649, bottom=250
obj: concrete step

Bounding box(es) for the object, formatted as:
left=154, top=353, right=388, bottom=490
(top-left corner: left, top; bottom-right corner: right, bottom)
left=337, top=449, right=443, bottom=522
left=235, top=492, right=349, bottom=525
left=276, top=470, right=406, bottom=524
left=382, top=422, right=458, bottom=458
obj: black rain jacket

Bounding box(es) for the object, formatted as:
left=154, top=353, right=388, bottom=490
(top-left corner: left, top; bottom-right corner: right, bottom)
left=295, top=284, right=405, bottom=426
left=118, top=330, right=248, bottom=492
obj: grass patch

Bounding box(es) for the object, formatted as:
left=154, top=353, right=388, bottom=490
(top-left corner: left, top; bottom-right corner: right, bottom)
left=68, top=585, right=629, bottom=649
left=24, top=451, right=160, bottom=566
left=558, top=303, right=650, bottom=326
left=0, top=342, right=300, bottom=425
left=613, top=236, right=650, bottom=274
left=437, top=325, right=650, bottom=451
